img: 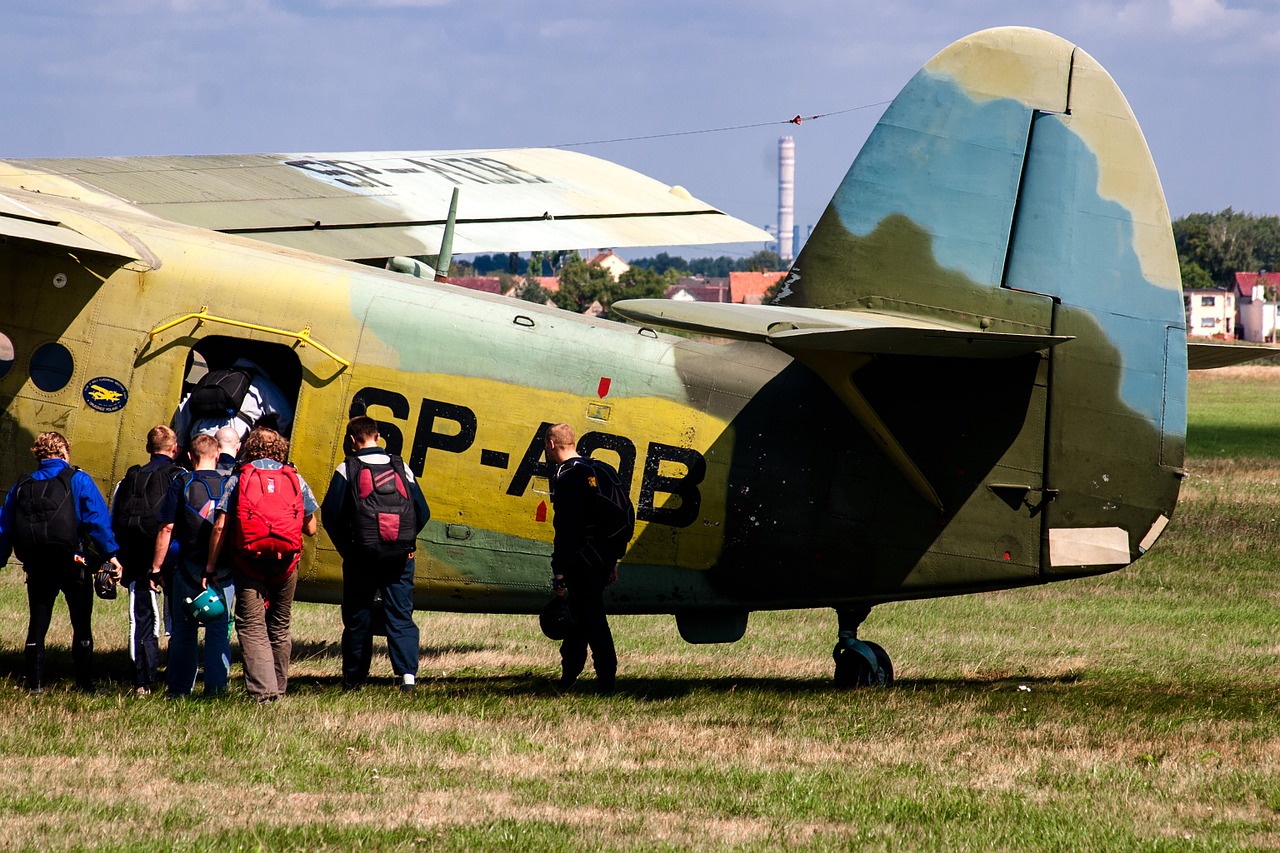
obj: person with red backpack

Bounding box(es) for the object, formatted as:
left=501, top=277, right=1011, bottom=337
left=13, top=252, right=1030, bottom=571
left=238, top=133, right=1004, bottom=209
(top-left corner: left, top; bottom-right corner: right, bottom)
left=0, top=432, right=123, bottom=693
left=110, top=424, right=182, bottom=696
left=320, top=416, right=430, bottom=693
left=204, top=427, right=318, bottom=702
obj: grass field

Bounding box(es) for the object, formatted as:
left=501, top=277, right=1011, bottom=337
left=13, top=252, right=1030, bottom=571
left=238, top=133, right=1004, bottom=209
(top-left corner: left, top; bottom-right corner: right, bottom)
left=1, top=368, right=1278, bottom=850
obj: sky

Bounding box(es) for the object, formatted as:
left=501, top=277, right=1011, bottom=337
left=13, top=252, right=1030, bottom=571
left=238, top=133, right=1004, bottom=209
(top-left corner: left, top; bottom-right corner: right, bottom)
left=2, top=0, right=1277, bottom=260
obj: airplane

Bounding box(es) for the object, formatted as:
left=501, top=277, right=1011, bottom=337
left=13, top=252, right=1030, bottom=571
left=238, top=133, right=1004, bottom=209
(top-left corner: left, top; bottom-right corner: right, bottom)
left=0, top=26, right=1266, bottom=687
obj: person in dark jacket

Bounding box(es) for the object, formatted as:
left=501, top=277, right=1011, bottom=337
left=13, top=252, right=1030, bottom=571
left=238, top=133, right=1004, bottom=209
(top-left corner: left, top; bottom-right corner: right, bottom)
left=111, top=424, right=181, bottom=696
left=545, top=423, right=617, bottom=693
left=0, top=432, right=123, bottom=693
left=320, top=416, right=430, bottom=693
left=151, top=434, right=234, bottom=696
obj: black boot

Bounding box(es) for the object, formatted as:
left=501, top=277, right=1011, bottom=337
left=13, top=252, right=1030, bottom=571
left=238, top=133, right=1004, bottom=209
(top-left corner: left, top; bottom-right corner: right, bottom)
left=24, top=643, right=43, bottom=694
left=73, top=638, right=95, bottom=693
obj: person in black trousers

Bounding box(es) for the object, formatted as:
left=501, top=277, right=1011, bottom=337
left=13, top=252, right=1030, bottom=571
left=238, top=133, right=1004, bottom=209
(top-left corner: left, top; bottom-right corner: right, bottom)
left=320, top=416, right=430, bottom=694
left=0, top=432, right=123, bottom=692
left=545, top=423, right=617, bottom=693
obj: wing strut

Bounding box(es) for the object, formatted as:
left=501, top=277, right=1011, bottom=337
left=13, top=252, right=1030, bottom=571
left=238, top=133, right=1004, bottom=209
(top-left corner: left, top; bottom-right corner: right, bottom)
left=792, top=351, right=944, bottom=513
left=434, top=187, right=459, bottom=283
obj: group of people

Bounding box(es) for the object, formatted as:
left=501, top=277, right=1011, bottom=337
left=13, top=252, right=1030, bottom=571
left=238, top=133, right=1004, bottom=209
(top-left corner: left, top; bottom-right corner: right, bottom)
left=0, top=368, right=624, bottom=698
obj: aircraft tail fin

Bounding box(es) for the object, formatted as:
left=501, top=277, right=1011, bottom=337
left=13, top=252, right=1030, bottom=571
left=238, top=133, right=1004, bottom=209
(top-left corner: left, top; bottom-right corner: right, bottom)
left=776, top=26, right=1183, bottom=332
left=771, top=26, right=1188, bottom=558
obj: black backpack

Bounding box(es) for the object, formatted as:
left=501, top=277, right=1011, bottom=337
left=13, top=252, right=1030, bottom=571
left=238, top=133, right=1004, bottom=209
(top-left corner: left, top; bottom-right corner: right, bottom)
left=175, top=470, right=227, bottom=559
left=575, top=458, right=635, bottom=562
left=188, top=368, right=253, bottom=424
left=345, top=454, right=419, bottom=560
left=9, top=467, right=80, bottom=563
left=112, top=463, right=180, bottom=558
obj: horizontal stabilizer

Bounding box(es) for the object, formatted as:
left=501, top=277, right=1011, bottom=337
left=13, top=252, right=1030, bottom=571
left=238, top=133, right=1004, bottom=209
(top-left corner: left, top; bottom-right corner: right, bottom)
left=1187, top=340, right=1280, bottom=370
left=610, top=299, right=1072, bottom=359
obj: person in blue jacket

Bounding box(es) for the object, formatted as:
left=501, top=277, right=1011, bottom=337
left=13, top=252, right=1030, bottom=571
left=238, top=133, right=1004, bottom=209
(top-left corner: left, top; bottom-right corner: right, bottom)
left=0, top=432, right=123, bottom=693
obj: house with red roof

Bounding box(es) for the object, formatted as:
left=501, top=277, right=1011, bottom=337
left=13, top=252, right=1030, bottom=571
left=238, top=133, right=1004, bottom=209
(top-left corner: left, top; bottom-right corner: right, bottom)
left=587, top=250, right=630, bottom=280
left=666, top=276, right=730, bottom=303
left=1231, top=271, right=1280, bottom=342
left=448, top=277, right=503, bottom=295
left=729, top=271, right=786, bottom=305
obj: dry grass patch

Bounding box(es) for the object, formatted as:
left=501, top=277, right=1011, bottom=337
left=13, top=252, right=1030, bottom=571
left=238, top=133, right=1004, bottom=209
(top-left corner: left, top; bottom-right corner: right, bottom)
left=1, top=371, right=1279, bottom=849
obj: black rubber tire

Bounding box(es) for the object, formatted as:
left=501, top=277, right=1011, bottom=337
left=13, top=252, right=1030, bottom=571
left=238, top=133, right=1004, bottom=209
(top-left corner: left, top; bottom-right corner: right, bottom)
left=863, top=640, right=894, bottom=687
left=833, top=644, right=875, bottom=688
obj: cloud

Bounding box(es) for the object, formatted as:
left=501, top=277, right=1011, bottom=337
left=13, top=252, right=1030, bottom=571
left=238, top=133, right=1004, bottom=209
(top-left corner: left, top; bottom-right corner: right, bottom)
left=1169, top=0, right=1238, bottom=31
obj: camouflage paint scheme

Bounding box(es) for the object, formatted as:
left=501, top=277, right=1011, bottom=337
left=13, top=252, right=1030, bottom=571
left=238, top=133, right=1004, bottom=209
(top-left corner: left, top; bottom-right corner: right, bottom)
left=773, top=27, right=1185, bottom=582
left=0, top=28, right=1187, bottom=646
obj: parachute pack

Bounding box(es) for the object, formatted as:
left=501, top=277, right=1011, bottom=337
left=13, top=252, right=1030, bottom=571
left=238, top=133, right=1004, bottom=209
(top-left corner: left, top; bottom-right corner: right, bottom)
left=112, top=462, right=180, bottom=561
left=10, top=467, right=80, bottom=563
left=176, top=470, right=227, bottom=559
left=230, top=462, right=304, bottom=576
left=187, top=368, right=253, bottom=425
left=346, top=454, right=418, bottom=560
left=572, top=457, right=635, bottom=563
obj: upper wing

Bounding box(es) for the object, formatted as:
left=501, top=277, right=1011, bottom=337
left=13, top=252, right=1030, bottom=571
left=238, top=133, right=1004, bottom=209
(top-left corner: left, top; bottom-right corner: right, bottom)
left=0, top=148, right=769, bottom=260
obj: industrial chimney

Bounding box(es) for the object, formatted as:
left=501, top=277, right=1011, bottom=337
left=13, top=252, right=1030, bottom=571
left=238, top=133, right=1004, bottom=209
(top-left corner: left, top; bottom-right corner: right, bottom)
left=778, top=136, right=795, bottom=263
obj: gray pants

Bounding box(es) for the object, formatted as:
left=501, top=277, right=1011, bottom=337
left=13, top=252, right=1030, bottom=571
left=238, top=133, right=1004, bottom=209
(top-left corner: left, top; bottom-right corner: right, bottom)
left=233, top=569, right=297, bottom=700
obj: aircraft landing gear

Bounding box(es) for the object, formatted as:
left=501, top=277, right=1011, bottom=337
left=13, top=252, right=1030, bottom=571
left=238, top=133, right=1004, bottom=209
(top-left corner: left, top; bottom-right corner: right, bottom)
left=833, top=606, right=893, bottom=687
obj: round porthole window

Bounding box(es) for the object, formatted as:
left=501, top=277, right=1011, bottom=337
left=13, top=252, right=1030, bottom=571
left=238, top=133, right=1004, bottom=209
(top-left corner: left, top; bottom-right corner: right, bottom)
left=30, top=342, right=74, bottom=393
left=0, top=332, right=13, bottom=380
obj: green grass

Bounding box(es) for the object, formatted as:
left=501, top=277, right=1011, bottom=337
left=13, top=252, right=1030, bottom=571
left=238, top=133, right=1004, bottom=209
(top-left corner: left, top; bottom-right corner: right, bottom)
left=0, top=368, right=1277, bottom=850
left=1186, top=365, right=1280, bottom=458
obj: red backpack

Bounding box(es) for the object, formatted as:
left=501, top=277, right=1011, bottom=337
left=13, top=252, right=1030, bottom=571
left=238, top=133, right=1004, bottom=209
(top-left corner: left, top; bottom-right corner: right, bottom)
left=231, top=462, right=304, bottom=576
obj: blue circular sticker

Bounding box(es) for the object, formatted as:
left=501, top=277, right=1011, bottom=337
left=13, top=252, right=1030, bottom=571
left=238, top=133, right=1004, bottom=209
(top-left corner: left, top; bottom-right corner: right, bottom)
left=83, top=376, right=128, bottom=412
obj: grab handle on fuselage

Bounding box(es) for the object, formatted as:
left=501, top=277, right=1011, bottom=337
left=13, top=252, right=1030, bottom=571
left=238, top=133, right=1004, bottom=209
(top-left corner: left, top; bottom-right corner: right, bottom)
left=147, top=306, right=352, bottom=369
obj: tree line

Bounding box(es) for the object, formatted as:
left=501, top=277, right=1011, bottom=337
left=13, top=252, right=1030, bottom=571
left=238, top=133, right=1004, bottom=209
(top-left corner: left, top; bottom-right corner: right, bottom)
left=1175, top=209, right=1280, bottom=290
left=447, top=249, right=785, bottom=317
left=462, top=250, right=782, bottom=279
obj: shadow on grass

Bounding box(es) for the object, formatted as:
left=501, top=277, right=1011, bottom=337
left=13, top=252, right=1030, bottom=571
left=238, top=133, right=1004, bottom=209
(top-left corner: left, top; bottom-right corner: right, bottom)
left=290, top=639, right=494, bottom=661
left=2, top=646, right=1272, bottom=723
left=277, top=671, right=1089, bottom=701
left=280, top=670, right=1278, bottom=717
left=0, top=645, right=141, bottom=689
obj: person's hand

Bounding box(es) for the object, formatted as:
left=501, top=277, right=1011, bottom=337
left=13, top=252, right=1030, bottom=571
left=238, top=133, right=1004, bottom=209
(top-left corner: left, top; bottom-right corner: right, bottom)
left=108, top=557, right=123, bottom=581
left=552, top=574, right=566, bottom=596
left=148, top=571, right=163, bottom=594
